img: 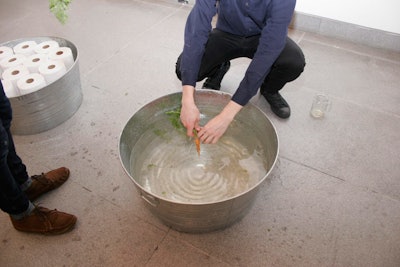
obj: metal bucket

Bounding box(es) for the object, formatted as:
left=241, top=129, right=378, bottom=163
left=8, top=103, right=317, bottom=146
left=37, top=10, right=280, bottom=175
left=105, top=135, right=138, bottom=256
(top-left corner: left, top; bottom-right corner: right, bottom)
left=119, top=90, right=279, bottom=233
left=1, top=37, right=82, bottom=135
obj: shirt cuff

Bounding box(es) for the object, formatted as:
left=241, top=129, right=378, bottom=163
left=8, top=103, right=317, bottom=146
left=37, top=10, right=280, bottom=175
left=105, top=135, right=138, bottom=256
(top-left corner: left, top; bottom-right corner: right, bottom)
left=181, top=71, right=197, bottom=87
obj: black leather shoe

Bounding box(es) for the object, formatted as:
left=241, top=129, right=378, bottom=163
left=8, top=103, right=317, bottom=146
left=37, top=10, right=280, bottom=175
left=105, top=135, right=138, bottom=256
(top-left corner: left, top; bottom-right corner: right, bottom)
left=202, top=61, right=231, bottom=90
left=263, top=92, right=291, bottom=119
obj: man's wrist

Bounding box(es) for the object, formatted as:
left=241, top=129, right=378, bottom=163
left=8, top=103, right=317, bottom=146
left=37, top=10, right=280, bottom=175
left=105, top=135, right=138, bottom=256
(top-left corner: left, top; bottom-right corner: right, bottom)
left=221, top=100, right=243, bottom=121
left=182, top=85, right=195, bottom=105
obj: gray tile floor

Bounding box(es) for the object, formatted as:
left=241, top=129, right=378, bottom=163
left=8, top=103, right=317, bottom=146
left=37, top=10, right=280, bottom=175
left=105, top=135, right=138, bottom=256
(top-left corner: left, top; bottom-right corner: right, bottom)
left=1, top=0, right=400, bottom=266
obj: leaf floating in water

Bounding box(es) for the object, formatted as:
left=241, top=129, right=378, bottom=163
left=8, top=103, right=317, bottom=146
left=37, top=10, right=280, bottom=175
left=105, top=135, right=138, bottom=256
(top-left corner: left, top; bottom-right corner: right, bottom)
left=147, top=163, right=157, bottom=169
left=165, top=106, right=200, bottom=156
left=165, top=106, right=184, bottom=131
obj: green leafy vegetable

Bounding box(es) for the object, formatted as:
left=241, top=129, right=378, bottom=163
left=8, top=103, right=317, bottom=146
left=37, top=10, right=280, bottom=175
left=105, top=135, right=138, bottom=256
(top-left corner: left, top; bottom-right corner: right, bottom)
left=153, top=129, right=167, bottom=137
left=165, top=106, right=201, bottom=155
left=49, top=0, right=72, bottom=24
left=165, top=106, right=184, bottom=131
left=147, top=164, right=157, bottom=169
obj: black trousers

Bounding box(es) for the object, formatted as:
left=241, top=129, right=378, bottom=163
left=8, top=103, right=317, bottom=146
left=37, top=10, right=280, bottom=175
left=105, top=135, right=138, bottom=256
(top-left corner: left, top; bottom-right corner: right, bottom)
left=176, top=28, right=305, bottom=94
left=0, top=82, right=30, bottom=215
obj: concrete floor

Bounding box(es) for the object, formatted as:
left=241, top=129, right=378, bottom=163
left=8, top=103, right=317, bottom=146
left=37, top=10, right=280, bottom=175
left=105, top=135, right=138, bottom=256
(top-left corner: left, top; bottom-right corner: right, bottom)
left=1, top=0, right=400, bottom=266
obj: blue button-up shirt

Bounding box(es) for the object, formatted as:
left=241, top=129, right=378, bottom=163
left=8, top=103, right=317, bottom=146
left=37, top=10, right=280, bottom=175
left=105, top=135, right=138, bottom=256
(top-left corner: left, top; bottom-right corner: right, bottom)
left=180, top=0, right=296, bottom=106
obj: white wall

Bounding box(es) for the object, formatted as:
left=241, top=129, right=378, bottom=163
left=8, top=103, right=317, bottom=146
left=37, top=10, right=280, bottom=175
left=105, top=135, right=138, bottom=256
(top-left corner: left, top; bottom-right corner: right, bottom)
left=295, top=0, right=400, bottom=34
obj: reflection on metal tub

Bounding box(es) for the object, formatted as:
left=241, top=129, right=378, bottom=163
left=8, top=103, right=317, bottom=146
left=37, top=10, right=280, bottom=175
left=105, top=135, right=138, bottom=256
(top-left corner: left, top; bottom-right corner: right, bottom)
left=119, top=90, right=279, bottom=233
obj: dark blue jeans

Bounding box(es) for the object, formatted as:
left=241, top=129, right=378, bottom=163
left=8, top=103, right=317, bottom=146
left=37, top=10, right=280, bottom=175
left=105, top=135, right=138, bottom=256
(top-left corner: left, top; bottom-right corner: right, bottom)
left=0, top=81, right=30, bottom=215
left=175, top=28, right=305, bottom=94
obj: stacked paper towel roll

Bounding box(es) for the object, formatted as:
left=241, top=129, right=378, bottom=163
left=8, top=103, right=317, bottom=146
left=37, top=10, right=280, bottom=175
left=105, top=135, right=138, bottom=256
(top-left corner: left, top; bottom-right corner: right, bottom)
left=0, top=54, right=27, bottom=71
left=0, top=46, right=14, bottom=77
left=39, top=60, right=67, bottom=84
left=13, top=41, right=37, bottom=56
left=17, top=73, right=47, bottom=95
left=34, top=40, right=59, bottom=54
left=1, top=79, right=18, bottom=98
left=0, top=46, right=13, bottom=60
left=48, top=47, right=74, bottom=69
left=0, top=39, right=74, bottom=98
left=24, top=53, right=48, bottom=73
left=2, top=65, right=29, bottom=89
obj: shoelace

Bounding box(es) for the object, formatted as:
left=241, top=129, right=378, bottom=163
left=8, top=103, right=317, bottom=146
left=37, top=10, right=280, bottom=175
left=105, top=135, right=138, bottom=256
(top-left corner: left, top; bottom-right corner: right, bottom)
left=32, top=205, right=50, bottom=221
left=31, top=174, right=51, bottom=185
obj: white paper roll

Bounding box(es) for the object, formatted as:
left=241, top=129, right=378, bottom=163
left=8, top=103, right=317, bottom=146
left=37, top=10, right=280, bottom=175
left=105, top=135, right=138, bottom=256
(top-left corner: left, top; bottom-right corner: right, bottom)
left=0, top=54, right=27, bottom=71
left=39, top=60, right=67, bottom=84
left=34, top=40, right=60, bottom=54
left=48, top=47, right=74, bottom=69
left=24, top=54, right=48, bottom=73
left=2, top=65, right=30, bottom=89
left=1, top=79, right=19, bottom=98
left=13, top=41, right=37, bottom=56
left=17, top=73, right=47, bottom=95
left=0, top=46, right=13, bottom=60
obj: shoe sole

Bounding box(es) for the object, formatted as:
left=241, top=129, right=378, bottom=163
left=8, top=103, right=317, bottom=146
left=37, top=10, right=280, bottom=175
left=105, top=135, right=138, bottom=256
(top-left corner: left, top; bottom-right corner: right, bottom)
left=43, top=218, right=77, bottom=235
left=270, top=106, right=290, bottom=119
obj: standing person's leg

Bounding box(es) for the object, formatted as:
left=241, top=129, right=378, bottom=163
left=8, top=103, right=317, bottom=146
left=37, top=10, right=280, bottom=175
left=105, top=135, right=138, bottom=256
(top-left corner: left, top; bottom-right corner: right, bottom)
left=0, top=81, right=30, bottom=188
left=176, top=29, right=244, bottom=89
left=5, top=119, right=30, bottom=188
left=0, top=86, right=35, bottom=221
left=3, top=123, right=70, bottom=201
left=0, top=122, right=32, bottom=217
left=0, top=82, right=77, bottom=235
left=0, top=84, right=69, bottom=201
left=260, top=37, right=305, bottom=118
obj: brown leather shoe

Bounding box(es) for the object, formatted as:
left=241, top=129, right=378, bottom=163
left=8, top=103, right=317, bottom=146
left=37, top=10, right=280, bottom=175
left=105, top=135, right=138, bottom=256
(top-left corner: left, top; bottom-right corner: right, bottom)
left=11, top=206, right=77, bottom=235
left=25, top=167, right=70, bottom=201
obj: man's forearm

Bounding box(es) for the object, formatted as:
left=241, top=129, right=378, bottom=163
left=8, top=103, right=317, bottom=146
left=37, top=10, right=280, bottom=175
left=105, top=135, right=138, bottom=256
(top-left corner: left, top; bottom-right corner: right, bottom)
left=182, top=85, right=195, bottom=106
left=220, top=100, right=243, bottom=121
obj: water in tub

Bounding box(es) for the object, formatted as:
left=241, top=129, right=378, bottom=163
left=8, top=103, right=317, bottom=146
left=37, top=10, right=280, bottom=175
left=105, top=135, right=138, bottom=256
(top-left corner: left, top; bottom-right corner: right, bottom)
left=130, top=112, right=268, bottom=204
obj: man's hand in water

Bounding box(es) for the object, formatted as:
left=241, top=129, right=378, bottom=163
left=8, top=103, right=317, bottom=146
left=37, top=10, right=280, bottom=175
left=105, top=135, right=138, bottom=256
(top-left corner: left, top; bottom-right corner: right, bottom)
left=180, top=86, right=243, bottom=143
left=198, top=100, right=242, bottom=144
